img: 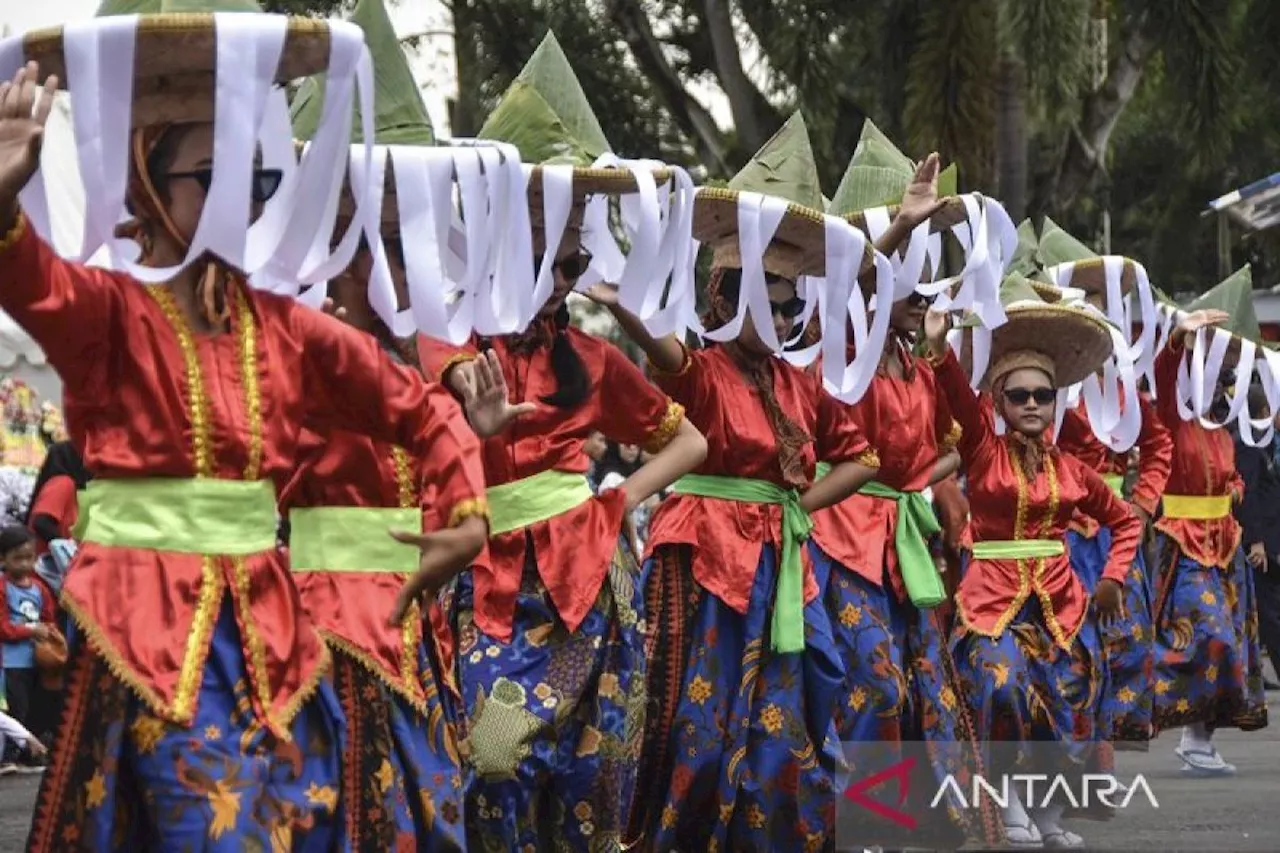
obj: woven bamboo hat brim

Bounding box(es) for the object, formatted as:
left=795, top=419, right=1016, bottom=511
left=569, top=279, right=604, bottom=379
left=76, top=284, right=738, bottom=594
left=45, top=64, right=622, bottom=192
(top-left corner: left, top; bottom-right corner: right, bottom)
left=1042, top=256, right=1141, bottom=312
left=23, top=14, right=334, bottom=128
left=972, top=303, right=1114, bottom=389
left=694, top=186, right=858, bottom=279
left=1028, top=280, right=1065, bottom=303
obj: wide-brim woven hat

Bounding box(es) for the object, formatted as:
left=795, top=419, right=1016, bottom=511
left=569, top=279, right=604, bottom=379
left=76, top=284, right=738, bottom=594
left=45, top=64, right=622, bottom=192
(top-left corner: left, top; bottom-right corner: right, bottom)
left=25, top=2, right=334, bottom=128
left=960, top=274, right=1113, bottom=389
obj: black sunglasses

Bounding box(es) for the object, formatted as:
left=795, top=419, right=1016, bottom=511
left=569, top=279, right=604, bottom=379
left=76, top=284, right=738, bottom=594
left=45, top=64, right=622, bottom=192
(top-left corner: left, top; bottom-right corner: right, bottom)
left=906, top=291, right=936, bottom=308
left=164, top=167, right=284, bottom=203
left=1002, top=387, right=1057, bottom=406
left=535, top=250, right=594, bottom=282
left=770, top=297, right=807, bottom=320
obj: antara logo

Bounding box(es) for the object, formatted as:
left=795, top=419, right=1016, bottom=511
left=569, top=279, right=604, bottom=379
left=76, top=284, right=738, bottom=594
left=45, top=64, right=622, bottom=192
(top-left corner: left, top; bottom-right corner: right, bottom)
left=931, top=773, right=1160, bottom=811
left=842, top=756, right=918, bottom=830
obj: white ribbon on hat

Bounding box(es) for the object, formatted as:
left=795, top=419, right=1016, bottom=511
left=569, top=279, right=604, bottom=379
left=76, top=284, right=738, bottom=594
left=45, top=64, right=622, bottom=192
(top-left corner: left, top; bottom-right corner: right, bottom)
left=1241, top=350, right=1280, bottom=446
left=689, top=190, right=785, bottom=348
left=816, top=217, right=895, bottom=404
left=7, top=15, right=373, bottom=287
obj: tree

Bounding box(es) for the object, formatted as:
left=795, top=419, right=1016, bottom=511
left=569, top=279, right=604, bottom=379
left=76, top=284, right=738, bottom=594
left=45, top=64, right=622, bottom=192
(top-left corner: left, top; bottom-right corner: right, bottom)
left=262, top=0, right=354, bottom=14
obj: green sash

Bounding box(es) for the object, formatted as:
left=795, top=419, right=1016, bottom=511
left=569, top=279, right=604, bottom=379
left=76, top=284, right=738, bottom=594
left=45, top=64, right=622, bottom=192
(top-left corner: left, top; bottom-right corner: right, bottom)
left=970, top=539, right=1065, bottom=560
left=1102, top=473, right=1124, bottom=498
left=815, top=462, right=946, bottom=608
left=671, top=473, right=811, bottom=654
left=858, top=481, right=945, bottom=608
left=486, top=470, right=593, bottom=536
left=74, top=478, right=277, bottom=555
left=289, top=507, right=421, bottom=573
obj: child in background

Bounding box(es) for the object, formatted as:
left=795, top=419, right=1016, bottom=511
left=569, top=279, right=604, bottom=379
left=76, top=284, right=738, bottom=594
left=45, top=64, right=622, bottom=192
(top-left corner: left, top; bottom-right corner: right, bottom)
left=0, top=704, right=47, bottom=775
left=0, top=525, right=55, bottom=770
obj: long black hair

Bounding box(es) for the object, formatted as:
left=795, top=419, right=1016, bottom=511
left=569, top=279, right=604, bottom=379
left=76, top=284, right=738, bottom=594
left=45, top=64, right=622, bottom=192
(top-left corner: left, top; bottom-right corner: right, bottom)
left=541, top=303, right=591, bottom=409
left=24, top=442, right=90, bottom=525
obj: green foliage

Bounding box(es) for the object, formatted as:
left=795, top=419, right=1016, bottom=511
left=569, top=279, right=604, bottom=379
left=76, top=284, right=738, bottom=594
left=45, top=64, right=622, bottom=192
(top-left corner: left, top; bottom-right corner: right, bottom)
left=262, top=0, right=352, bottom=13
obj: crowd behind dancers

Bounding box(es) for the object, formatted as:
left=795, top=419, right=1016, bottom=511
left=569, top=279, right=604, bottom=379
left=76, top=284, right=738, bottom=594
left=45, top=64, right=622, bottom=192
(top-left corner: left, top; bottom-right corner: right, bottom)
left=0, top=0, right=1274, bottom=851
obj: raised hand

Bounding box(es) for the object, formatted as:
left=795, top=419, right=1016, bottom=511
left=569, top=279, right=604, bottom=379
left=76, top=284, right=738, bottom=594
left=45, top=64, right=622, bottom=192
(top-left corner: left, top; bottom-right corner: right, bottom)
left=1177, top=308, right=1230, bottom=337
left=460, top=349, right=536, bottom=438
left=898, top=152, right=947, bottom=229
left=923, top=308, right=951, bottom=358
left=584, top=282, right=621, bottom=308
left=320, top=297, right=349, bottom=322
left=0, top=62, right=59, bottom=210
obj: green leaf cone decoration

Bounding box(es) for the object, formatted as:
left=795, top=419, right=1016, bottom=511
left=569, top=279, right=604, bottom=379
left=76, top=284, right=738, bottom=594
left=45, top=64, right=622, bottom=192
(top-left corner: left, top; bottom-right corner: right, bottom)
left=96, top=0, right=260, bottom=14
left=291, top=0, right=434, bottom=145
left=727, top=111, right=823, bottom=209
left=1186, top=265, right=1262, bottom=344
left=1009, top=218, right=1041, bottom=277
left=1035, top=216, right=1096, bottom=268
left=477, top=32, right=610, bottom=165
left=828, top=118, right=957, bottom=216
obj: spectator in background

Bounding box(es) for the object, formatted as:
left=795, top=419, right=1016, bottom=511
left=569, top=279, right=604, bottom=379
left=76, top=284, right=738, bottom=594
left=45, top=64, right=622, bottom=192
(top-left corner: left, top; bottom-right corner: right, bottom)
left=594, top=441, right=659, bottom=554
left=0, top=525, right=56, bottom=769
left=25, top=441, right=88, bottom=555
left=583, top=430, right=607, bottom=491
left=0, top=704, right=47, bottom=775
left=1235, top=384, right=1280, bottom=687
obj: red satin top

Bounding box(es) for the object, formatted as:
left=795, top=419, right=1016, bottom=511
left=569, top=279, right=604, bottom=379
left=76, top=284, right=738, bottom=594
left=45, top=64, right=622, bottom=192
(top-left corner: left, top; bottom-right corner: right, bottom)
left=0, top=213, right=463, bottom=736
left=933, top=349, right=1142, bottom=648
left=646, top=344, right=875, bottom=614
left=1151, top=338, right=1244, bottom=568
left=28, top=473, right=78, bottom=554
left=419, top=327, right=682, bottom=641
left=1057, top=393, right=1172, bottom=536
left=811, top=342, right=961, bottom=596
left=279, top=387, right=485, bottom=712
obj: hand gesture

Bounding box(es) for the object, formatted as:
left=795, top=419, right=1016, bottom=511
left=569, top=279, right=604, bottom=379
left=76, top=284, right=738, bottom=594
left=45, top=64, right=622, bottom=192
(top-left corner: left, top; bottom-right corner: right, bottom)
left=923, top=308, right=951, bottom=358
left=898, top=152, right=947, bottom=229
left=0, top=62, right=59, bottom=208
left=1248, top=541, right=1268, bottom=571
left=584, top=282, right=621, bottom=308
left=461, top=350, right=536, bottom=438
left=30, top=624, right=50, bottom=642
left=387, top=522, right=484, bottom=625
left=1093, top=578, right=1125, bottom=627
left=320, top=297, right=349, bottom=323
left=1176, top=309, right=1229, bottom=338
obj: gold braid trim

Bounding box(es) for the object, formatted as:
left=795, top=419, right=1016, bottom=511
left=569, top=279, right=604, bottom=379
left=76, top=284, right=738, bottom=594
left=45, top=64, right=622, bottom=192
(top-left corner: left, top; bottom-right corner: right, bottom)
left=319, top=627, right=428, bottom=715
left=854, top=448, right=881, bottom=468
left=172, top=557, right=226, bottom=721
left=939, top=420, right=963, bottom=453
left=59, top=589, right=174, bottom=721
left=391, top=446, right=415, bottom=509
left=233, top=288, right=263, bottom=481
left=437, top=352, right=478, bottom=383
left=148, top=288, right=213, bottom=476
left=447, top=497, right=490, bottom=529
left=643, top=400, right=685, bottom=454
left=1029, top=454, right=1076, bottom=652
left=0, top=210, right=26, bottom=254
left=274, top=642, right=332, bottom=736
left=231, top=555, right=282, bottom=736
left=648, top=341, right=692, bottom=377
left=964, top=444, right=1036, bottom=639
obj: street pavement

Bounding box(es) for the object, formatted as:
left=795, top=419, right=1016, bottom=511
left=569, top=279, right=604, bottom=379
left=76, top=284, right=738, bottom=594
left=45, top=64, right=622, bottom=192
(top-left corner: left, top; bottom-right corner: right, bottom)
left=1, top=700, right=1278, bottom=851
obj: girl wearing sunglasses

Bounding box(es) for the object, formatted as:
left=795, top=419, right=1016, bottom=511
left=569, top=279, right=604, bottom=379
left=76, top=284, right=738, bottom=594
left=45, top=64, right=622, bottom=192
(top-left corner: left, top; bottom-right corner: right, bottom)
left=923, top=280, right=1143, bottom=849
left=596, top=116, right=881, bottom=853
left=278, top=5, right=494, bottom=846
left=805, top=146, right=1000, bottom=848
left=0, top=27, right=502, bottom=850
left=1148, top=299, right=1267, bottom=778
left=418, top=40, right=707, bottom=852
